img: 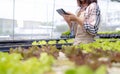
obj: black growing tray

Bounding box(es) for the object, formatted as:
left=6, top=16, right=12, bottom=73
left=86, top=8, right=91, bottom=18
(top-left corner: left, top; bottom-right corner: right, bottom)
left=0, top=44, right=73, bottom=52
left=60, top=35, right=75, bottom=38
left=98, top=34, right=120, bottom=38
left=0, top=39, right=73, bottom=52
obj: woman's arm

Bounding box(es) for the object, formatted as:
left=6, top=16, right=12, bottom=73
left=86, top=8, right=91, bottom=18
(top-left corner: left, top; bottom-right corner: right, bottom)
left=83, top=3, right=100, bottom=35
left=62, top=12, right=84, bottom=27
left=62, top=15, right=72, bottom=29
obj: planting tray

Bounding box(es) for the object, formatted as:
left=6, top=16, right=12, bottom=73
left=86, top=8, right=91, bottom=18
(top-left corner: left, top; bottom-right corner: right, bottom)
left=0, top=41, right=72, bottom=52
left=98, top=34, right=120, bottom=38
left=60, top=35, right=75, bottom=38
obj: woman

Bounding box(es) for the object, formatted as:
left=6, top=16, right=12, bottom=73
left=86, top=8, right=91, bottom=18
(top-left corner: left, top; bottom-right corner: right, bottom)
left=62, top=0, right=100, bottom=45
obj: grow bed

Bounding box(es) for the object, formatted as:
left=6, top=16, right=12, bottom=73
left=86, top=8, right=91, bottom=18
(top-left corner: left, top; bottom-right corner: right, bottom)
left=0, top=38, right=73, bottom=52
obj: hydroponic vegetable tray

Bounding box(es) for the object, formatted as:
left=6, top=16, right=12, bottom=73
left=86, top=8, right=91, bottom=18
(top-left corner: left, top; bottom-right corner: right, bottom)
left=0, top=38, right=73, bottom=52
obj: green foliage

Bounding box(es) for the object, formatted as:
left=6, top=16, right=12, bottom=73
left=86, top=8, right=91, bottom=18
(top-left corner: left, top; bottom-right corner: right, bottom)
left=0, top=52, right=55, bottom=74
left=32, top=40, right=47, bottom=45
left=76, top=65, right=94, bottom=74
left=32, top=41, right=38, bottom=45
left=77, top=39, right=120, bottom=52
left=10, top=45, right=60, bottom=60
left=65, top=68, right=76, bottom=74
left=39, top=53, right=55, bottom=65
left=65, top=65, right=107, bottom=74
left=98, top=30, right=120, bottom=34
left=94, top=65, right=107, bottom=74
left=48, top=40, right=57, bottom=44
left=62, top=45, right=78, bottom=56
left=62, top=30, right=71, bottom=35
left=58, top=39, right=66, bottom=44
left=38, top=40, right=47, bottom=45
left=66, top=38, right=74, bottom=43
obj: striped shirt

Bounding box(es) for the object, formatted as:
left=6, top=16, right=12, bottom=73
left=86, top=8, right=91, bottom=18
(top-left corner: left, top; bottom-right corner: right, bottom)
left=84, top=2, right=100, bottom=35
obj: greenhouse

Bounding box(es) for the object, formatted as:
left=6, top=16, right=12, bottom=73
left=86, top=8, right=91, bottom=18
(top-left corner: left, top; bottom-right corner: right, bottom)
left=0, top=0, right=120, bottom=74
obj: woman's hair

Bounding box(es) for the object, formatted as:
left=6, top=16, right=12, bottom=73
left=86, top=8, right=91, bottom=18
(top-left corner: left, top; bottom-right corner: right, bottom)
left=78, top=0, right=97, bottom=6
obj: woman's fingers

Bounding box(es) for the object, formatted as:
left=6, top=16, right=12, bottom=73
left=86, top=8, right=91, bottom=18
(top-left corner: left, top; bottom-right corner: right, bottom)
left=66, top=11, right=73, bottom=15
left=62, top=13, right=77, bottom=21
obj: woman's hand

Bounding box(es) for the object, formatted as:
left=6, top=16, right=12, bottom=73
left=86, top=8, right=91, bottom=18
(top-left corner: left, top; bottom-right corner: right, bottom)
left=62, top=12, right=83, bottom=26
left=62, top=12, right=78, bottom=22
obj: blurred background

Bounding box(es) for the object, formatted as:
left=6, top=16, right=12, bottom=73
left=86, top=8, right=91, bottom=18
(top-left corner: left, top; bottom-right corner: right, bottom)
left=0, top=0, right=120, bottom=40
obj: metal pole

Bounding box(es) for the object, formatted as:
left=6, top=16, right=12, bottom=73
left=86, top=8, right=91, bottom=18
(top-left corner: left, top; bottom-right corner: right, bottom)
left=13, top=0, right=15, bottom=40
left=51, top=0, right=55, bottom=38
